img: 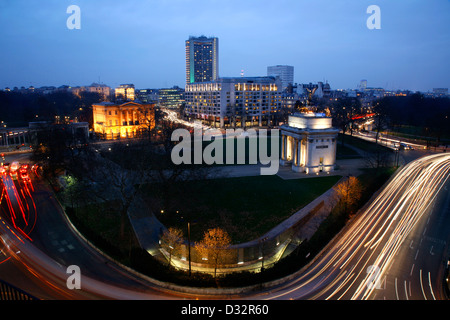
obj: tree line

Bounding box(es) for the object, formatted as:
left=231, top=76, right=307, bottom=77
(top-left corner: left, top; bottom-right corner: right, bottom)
left=0, top=90, right=102, bottom=127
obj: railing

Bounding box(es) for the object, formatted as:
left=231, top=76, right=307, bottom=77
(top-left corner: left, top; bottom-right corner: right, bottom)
left=0, top=279, right=37, bottom=300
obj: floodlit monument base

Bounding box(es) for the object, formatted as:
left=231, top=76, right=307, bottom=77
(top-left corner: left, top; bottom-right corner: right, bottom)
left=280, top=112, right=339, bottom=173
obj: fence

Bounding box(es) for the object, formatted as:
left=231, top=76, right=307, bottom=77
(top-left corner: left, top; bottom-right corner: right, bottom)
left=0, top=279, right=36, bottom=300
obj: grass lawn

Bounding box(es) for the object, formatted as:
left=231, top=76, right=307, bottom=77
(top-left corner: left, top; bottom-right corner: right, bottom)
left=65, top=200, right=140, bottom=262
left=338, top=133, right=393, bottom=154
left=145, top=175, right=341, bottom=244
left=336, top=143, right=361, bottom=159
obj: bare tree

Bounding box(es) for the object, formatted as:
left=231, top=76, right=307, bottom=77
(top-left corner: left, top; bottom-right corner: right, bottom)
left=160, top=227, right=184, bottom=266
left=363, top=146, right=393, bottom=171
left=137, top=104, right=156, bottom=140
left=332, top=97, right=361, bottom=146
left=372, top=99, right=390, bottom=145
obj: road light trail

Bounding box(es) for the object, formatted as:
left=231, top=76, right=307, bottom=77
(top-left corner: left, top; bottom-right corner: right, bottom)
left=1, top=153, right=449, bottom=300
left=352, top=154, right=450, bottom=300
left=265, top=153, right=450, bottom=300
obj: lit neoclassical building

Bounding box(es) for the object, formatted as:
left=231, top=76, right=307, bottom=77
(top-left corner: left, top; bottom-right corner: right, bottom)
left=92, top=101, right=155, bottom=140
left=280, top=112, right=339, bottom=174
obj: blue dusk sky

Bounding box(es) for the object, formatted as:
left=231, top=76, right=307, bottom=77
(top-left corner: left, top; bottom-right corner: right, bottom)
left=0, top=0, right=449, bottom=92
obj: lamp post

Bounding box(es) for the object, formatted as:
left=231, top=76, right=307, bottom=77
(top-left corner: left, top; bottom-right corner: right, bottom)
left=188, top=221, right=191, bottom=276
left=259, top=236, right=268, bottom=272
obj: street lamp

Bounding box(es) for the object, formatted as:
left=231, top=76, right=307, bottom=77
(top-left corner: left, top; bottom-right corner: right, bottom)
left=259, top=236, right=268, bottom=272
left=187, top=221, right=191, bottom=276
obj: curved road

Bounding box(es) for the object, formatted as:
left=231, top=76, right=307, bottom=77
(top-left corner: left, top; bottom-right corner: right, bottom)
left=1, top=153, right=449, bottom=300
left=257, top=153, right=450, bottom=300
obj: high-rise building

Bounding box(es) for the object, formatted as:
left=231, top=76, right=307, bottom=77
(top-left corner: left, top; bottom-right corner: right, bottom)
left=359, top=79, right=368, bottom=91
left=267, top=65, right=294, bottom=91
left=185, top=36, right=219, bottom=84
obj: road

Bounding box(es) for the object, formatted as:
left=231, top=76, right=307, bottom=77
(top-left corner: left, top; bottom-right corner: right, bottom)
left=371, top=174, right=450, bottom=300
left=0, top=157, right=179, bottom=299
left=1, top=151, right=449, bottom=300
left=255, top=153, right=450, bottom=300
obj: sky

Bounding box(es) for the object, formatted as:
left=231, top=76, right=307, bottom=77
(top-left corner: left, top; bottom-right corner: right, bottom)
left=0, top=0, right=449, bottom=92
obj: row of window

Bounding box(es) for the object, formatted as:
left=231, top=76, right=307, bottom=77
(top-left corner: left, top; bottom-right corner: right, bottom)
left=107, top=120, right=140, bottom=126
left=107, top=110, right=137, bottom=116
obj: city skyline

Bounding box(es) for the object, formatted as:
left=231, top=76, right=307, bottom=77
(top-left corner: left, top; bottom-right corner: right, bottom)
left=0, top=0, right=449, bottom=92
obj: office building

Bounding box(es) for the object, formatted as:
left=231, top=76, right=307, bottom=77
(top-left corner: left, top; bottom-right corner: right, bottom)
left=267, top=65, right=294, bottom=91
left=432, top=88, right=449, bottom=97
left=115, top=84, right=135, bottom=101
left=158, top=86, right=185, bottom=109
left=185, top=36, right=219, bottom=84
left=136, top=89, right=159, bottom=104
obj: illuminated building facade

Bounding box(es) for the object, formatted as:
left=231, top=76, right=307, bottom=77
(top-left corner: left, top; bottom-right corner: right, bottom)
left=115, top=84, right=135, bottom=101
left=71, top=83, right=111, bottom=101
left=158, top=86, right=185, bottom=109
left=184, top=76, right=282, bottom=128
left=280, top=113, right=338, bottom=174
left=185, top=36, right=218, bottom=84
left=92, top=101, right=155, bottom=139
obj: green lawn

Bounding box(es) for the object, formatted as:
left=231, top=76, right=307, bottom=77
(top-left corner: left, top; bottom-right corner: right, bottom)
left=336, top=143, right=361, bottom=159
left=145, top=175, right=341, bottom=244
left=339, top=133, right=393, bottom=154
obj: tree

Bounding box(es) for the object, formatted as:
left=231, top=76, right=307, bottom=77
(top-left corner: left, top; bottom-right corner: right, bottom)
left=332, top=97, right=362, bottom=146
left=195, top=227, right=232, bottom=278
left=160, top=227, right=184, bottom=266
left=333, top=176, right=363, bottom=215
left=30, top=123, right=74, bottom=178
left=363, top=145, right=393, bottom=171
left=92, top=151, right=149, bottom=240
left=371, top=98, right=390, bottom=145
left=137, top=104, right=156, bottom=140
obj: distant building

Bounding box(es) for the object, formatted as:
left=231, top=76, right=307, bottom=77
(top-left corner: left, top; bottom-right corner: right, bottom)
left=158, top=86, right=185, bottom=109
left=297, top=82, right=331, bottom=99
left=185, top=36, right=219, bottom=84
left=71, top=83, right=111, bottom=101
left=432, top=88, right=448, bottom=97
left=267, top=65, right=294, bottom=91
left=135, top=89, right=159, bottom=104
left=115, top=84, right=135, bottom=101
left=280, top=113, right=338, bottom=174
left=184, top=76, right=282, bottom=128
left=359, top=79, right=368, bottom=91
left=36, top=86, right=57, bottom=95
left=92, top=101, right=155, bottom=139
